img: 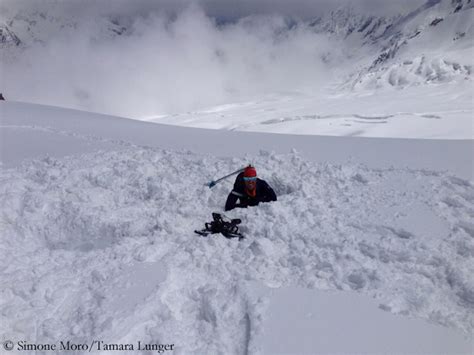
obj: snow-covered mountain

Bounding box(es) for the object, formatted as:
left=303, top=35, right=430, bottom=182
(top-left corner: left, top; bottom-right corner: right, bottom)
left=0, top=12, right=130, bottom=47
left=0, top=23, right=21, bottom=46
left=307, top=0, right=473, bottom=89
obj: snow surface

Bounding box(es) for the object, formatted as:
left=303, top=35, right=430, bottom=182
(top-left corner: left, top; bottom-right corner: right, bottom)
left=1, top=102, right=473, bottom=354
left=145, top=83, right=473, bottom=139
left=261, top=287, right=471, bottom=354
left=1, top=102, right=472, bottom=179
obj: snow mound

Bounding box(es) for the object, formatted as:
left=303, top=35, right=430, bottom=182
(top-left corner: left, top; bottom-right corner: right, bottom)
left=1, top=146, right=473, bottom=352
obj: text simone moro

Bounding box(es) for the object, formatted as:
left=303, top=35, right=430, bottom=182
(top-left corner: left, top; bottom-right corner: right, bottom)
left=13, top=340, right=175, bottom=353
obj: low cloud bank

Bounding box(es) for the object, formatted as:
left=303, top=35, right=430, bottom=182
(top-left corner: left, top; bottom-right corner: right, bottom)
left=2, top=5, right=340, bottom=117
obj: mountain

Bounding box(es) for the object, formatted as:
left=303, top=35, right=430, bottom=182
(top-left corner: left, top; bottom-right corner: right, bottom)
left=0, top=10, right=130, bottom=48
left=2, top=2, right=471, bottom=86
left=306, top=0, right=473, bottom=89
left=0, top=23, right=21, bottom=46
left=0, top=0, right=472, bottom=127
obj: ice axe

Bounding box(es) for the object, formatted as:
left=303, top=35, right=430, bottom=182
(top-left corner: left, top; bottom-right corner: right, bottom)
left=206, top=165, right=250, bottom=188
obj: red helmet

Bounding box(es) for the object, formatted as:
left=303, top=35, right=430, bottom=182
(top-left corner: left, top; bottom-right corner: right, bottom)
left=243, top=166, right=257, bottom=178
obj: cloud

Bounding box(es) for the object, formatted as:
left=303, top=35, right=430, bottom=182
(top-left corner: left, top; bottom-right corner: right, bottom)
left=1, top=0, right=426, bottom=118
left=2, top=3, right=341, bottom=117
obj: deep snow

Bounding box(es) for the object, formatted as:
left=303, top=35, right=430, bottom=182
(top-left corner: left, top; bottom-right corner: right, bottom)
left=1, top=102, right=473, bottom=354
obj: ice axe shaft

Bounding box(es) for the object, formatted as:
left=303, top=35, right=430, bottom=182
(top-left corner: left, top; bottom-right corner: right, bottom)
left=206, top=167, right=246, bottom=188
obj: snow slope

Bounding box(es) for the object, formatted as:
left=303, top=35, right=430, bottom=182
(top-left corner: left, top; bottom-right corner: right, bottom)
left=1, top=102, right=473, bottom=353
left=145, top=82, right=473, bottom=139
left=2, top=102, right=472, bottom=178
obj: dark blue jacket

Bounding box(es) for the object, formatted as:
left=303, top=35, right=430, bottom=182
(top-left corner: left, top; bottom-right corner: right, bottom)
left=225, top=172, right=277, bottom=211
